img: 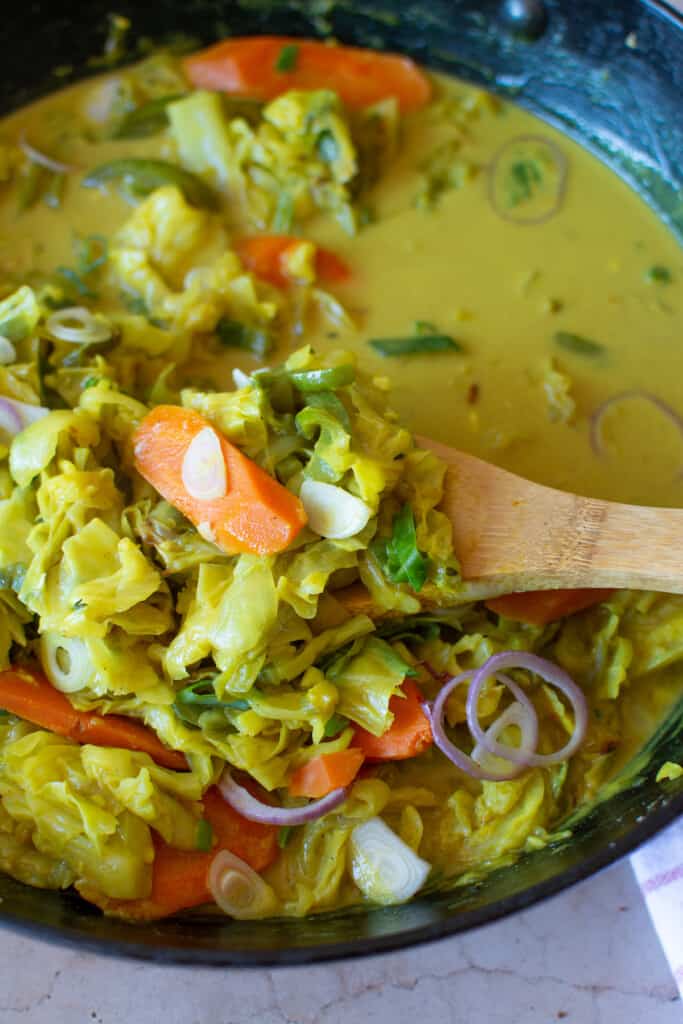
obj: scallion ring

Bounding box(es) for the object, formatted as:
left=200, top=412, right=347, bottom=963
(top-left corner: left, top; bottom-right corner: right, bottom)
left=46, top=306, right=112, bottom=345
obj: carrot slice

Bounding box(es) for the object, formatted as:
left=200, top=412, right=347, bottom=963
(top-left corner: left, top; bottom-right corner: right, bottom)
left=0, top=667, right=186, bottom=771
left=183, top=36, right=432, bottom=112
left=288, top=748, right=365, bottom=798
left=80, top=787, right=279, bottom=920
left=234, top=235, right=351, bottom=290
left=485, top=588, right=614, bottom=627
left=352, top=680, right=432, bottom=761
left=133, top=405, right=306, bottom=556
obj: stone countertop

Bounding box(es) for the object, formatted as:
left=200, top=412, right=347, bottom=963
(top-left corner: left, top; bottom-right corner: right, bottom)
left=0, top=857, right=680, bottom=1024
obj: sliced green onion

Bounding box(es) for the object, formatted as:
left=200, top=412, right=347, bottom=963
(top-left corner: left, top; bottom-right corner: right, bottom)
left=272, top=190, right=294, bottom=233
left=216, top=317, right=272, bottom=358
left=46, top=306, right=112, bottom=345
left=289, top=365, right=355, bottom=392
left=82, top=158, right=218, bottom=209
left=645, top=265, right=672, bottom=285
left=317, top=130, right=339, bottom=163
left=114, top=94, right=186, bottom=139
left=208, top=849, right=278, bottom=919
left=275, top=44, right=300, bottom=73
left=554, top=331, right=605, bottom=358
left=196, top=818, right=214, bottom=852
left=175, top=678, right=250, bottom=712
left=349, top=817, right=431, bottom=905
left=43, top=172, right=66, bottom=210
left=369, top=334, right=463, bottom=357
left=323, top=713, right=349, bottom=738
left=41, top=633, right=93, bottom=693
left=277, top=825, right=294, bottom=849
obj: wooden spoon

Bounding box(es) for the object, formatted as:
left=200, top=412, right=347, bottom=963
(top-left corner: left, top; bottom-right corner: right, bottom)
left=417, top=436, right=683, bottom=600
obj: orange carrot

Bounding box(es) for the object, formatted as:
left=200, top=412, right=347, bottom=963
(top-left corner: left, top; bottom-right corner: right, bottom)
left=234, top=235, right=351, bottom=290
left=352, top=680, right=432, bottom=761
left=133, top=405, right=306, bottom=556
left=289, top=748, right=365, bottom=798
left=81, top=786, right=279, bottom=920
left=485, top=588, right=614, bottom=627
left=0, top=667, right=187, bottom=771
left=183, top=36, right=432, bottom=112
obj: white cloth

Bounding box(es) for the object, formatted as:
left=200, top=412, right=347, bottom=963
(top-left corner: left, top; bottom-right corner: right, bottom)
left=631, top=817, right=683, bottom=998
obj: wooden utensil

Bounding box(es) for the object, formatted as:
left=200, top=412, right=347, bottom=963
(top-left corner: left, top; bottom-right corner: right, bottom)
left=419, top=436, right=683, bottom=600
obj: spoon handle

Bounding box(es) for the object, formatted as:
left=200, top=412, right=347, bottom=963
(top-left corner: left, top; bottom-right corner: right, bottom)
left=424, top=440, right=683, bottom=598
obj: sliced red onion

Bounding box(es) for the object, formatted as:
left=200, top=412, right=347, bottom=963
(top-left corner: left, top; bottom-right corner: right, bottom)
left=429, top=672, right=531, bottom=781
left=467, top=652, right=587, bottom=767
left=471, top=700, right=536, bottom=767
left=590, top=390, right=683, bottom=459
left=487, top=134, right=568, bottom=226
left=218, top=767, right=347, bottom=826
left=0, top=396, right=49, bottom=437
left=19, top=135, right=77, bottom=175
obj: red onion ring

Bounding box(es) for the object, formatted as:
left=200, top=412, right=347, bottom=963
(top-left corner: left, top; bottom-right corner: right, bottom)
left=590, top=390, right=683, bottom=461
left=466, top=652, right=587, bottom=767
left=429, top=672, right=535, bottom=781
left=471, top=700, right=537, bottom=768
left=218, top=767, right=347, bottom=826
left=19, top=136, right=77, bottom=175
left=487, top=134, right=568, bottom=226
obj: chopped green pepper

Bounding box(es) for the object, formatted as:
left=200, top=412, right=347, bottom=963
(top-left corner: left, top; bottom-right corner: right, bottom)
left=82, top=158, right=218, bottom=209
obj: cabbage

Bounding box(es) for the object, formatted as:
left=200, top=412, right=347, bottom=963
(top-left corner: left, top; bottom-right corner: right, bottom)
left=0, top=726, right=207, bottom=899
left=167, top=90, right=236, bottom=190
left=267, top=778, right=390, bottom=915
left=9, top=410, right=100, bottom=488
left=0, top=285, right=41, bottom=343
left=164, top=557, right=278, bottom=689
left=331, top=637, right=410, bottom=736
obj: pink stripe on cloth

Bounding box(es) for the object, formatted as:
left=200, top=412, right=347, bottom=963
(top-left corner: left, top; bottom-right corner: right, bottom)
left=641, top=861, right=683, bottom=894
left=631, top=817, right=683, bottom=1000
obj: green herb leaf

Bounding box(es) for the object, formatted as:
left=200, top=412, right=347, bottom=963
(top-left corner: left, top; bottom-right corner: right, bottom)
left=645, top=265, right=672, bottom=285
left=216, top=317, right=272, bottom=358
left=275, top=44, right=300, bottom=73
left=554, top=331, right=605, bottom=358
left=196, top=819, right=214, bottom=852
left=369, top=334, right=463, bottom=357
left=323, top=713, right=349, bottom=738
left=371, top=504, right=429, bottom=592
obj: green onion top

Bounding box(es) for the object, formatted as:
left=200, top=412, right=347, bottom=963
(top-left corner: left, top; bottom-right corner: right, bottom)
left=554, top=331, right=605, bottom=358
left=275, top=44, right=300, bottom=73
